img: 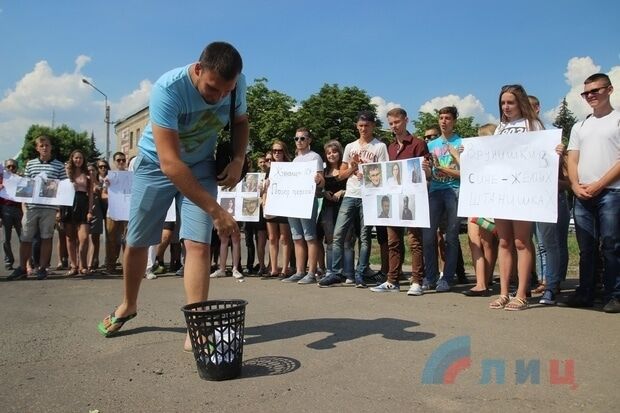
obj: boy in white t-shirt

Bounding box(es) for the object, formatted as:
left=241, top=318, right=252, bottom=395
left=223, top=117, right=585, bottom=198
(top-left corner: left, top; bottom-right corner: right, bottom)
left=564, top=73, right=620, bottom=313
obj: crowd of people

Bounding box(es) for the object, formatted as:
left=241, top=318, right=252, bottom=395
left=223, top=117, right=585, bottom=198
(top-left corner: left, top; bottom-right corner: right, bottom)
left=1, top=42, right=618, bottom=337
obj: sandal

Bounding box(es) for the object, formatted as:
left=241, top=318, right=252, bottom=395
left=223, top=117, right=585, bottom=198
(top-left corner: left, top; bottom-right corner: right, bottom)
left=505, top=297, right=529, bottom=311
left=532, top=283, right=546, bottom=294
left=65, top=268, right=78, bottom=277
left=80, top=268, right=91, bottom=275
left=97, top=310, right=137, bottom=337
left=489, top=295, right=510, bottom=309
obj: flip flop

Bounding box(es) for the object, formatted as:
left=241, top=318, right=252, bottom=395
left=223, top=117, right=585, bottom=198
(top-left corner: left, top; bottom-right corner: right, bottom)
left=97, top=310, right=137, bottom=337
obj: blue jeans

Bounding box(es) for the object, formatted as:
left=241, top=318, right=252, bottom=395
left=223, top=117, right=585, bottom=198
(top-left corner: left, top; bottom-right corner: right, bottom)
left=321, top=203, right=354, bottom=277
left=535, top=192, right=570, bottom=291
left=423, top=188, right=459, bottom=284
left=573, top=188, right=620, bottom=300
left=332, top=197, right=371, bottom=278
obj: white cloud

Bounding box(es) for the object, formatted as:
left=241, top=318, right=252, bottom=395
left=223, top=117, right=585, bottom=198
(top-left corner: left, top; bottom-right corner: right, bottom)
left=0, top=56, right=153, bottom=161
left=370, top=96, right=401, bottom=126
left=543, top=57, right=620, bottom=124
left=418, top=94, right=497, bottom=124
left=115, top=79, right=152, bottom=120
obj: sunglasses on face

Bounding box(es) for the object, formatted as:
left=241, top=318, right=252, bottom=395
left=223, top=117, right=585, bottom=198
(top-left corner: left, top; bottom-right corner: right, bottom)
left=294, top=136, right=307, bottom=142
left=272, top=149, right=283, bottom=153
left=580, top=85, right=610, bottom=98
left=6, top=164, right=17, bottom=169
left=115, top=158, right=126, bottom=163
left=424, top=134, right=437, bottom=140
left=98, top=165, right=107, bottom=169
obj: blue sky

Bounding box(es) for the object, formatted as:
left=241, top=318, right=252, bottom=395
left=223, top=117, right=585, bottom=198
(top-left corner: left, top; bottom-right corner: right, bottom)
left=1, top=0, right=619, bottom=160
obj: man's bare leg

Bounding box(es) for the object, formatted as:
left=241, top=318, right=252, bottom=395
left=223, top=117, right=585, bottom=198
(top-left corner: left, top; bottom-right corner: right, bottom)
left=183, top=240, right=211, bottom=350
left=100, top=245, right=148, bottom=330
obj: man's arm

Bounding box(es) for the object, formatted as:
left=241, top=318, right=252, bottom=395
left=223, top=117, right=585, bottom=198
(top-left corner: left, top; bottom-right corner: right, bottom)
left=566, top=150, right=591, bottom=200
left=217, top=114, right=249, bottom=189
left=584, top=161, right=620, bottom=197
left=154, top=125, right=237, bottom=236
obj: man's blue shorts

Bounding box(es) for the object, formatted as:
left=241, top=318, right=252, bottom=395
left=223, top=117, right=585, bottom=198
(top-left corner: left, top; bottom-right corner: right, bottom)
left=125, top=153, right=217, bottom=247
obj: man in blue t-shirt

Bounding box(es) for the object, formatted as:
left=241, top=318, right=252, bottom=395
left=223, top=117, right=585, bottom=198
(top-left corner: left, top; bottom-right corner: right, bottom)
left=98, top=42, right=248, bottom=348
left=422, top=106, right=462, bottom=292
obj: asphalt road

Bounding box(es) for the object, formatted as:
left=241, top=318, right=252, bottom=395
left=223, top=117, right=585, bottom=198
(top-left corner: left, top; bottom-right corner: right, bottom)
left=0, top=237, right=618, bottom=413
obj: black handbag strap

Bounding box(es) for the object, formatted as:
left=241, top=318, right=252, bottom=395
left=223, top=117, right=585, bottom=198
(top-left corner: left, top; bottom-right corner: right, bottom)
left=229, top=87, right=236, bottom=140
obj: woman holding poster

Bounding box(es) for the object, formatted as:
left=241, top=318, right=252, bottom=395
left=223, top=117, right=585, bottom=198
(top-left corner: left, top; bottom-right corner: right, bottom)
left=489, top=85, right=544, bottom=311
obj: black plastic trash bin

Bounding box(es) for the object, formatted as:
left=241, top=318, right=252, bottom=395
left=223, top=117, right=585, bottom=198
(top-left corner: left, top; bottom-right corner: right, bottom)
left=182, top=299, right=248, bottom=381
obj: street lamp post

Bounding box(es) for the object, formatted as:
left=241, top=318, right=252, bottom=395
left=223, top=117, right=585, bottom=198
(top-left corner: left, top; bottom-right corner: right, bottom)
left=82, top=78, right=111, bottom=162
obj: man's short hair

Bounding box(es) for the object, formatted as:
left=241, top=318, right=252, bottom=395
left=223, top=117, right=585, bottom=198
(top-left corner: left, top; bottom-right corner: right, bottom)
left=199, top=41, right=243, bottom=81
left=438, top=106, right=458, bottom=119
left=357, top=110, right=376, bottom=123
left=113, top=152, right=125, bottom=160
left=381, top=195, right=390, bottom=204
left=387, top=108, right=407, bottom=118
left=296, top=127, right=312, bottom=139
left=35, top=135, right=52, bottom=146
left=368, top=164, right=381, bottom=173
left=584, top=73, right=611, bottom=85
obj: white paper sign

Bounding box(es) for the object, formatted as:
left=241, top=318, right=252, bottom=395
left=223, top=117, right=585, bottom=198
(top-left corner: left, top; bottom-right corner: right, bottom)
left=457, top=129, right=561, bottom=223
left=361, top=158, right=430, bottom=228
left=217, top=172, right=263, bottom=222
left=263, top=162, right=317, bottom=219
left=1, top=172, right=75, bottom=206
left=106, top=171, right=133, bottom=221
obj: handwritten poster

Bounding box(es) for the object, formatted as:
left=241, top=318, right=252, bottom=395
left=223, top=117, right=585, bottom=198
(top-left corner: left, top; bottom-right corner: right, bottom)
left=106, top=171, right=133, bottom=221
left=361, top=158, right=430, bottom=227
left=263, top=161, right=317, bottom=219
left=216, top=172, right=262, bottom=222
left=457, top=129, right=561, bottom=223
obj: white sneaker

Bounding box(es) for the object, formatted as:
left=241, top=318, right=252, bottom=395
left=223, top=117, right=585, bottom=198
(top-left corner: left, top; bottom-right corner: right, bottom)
left=407, top=283, right=423, bottom=296
left=145, top=271, right=157, bottom=280
left=232, top=268, right=244, bottom=279
left=210, top=269, right=226, bottom=278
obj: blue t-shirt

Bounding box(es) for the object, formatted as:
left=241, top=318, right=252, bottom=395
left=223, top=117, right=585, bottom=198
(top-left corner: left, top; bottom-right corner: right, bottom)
left=428, top=134, right=462, bottom=192
left=138, top=64, right=247, bottom=165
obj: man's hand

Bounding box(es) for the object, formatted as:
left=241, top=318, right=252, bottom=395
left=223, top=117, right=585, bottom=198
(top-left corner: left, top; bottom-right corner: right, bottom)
left=583, top=181, right=604, bottom=198
left=217, top=158, right=243, bottom=190
left=212, top=207, right=239, bottom=237
left=572, top=183, right=592, bottom=200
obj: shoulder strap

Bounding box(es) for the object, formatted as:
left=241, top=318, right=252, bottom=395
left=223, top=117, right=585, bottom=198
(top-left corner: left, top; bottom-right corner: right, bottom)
left=229, top=87, right=237, bottom=141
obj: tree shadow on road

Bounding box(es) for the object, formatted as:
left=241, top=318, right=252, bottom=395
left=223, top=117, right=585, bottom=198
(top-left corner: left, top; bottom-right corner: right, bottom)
left=245, top=318, right=435, bottom=350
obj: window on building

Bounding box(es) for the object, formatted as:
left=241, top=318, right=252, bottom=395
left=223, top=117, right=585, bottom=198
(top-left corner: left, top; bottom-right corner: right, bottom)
left=136, top=128, right=141, bottom=144
left=130, top=131, right=134, bottom=149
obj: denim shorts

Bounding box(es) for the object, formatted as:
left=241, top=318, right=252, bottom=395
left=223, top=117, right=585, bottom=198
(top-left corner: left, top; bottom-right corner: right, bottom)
left=288, top=198, right=319, bottom=241
left=125, top=153, right=217, bottom=247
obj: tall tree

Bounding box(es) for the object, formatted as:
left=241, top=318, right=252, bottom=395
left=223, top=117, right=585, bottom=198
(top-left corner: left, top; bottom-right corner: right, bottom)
left=412, top=110, right=479, bottom=138
left=552, top=98, right=577, bottom=145
left=19, top=124, right=100, bottom=163
left=246, top=78, right=298, bottom=159
left=296, top=84, right=380, bottom=150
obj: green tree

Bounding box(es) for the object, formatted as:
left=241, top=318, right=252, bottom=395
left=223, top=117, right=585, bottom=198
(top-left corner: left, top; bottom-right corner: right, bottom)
left=552, top=98, right=577, bottom=146
left=296, top=84, right=380, bottom=150
left=411, top=110, right=479, bottom=138
left=246, top=78, right=298, bottom=160
left=19, top=124, right=100, bottom=163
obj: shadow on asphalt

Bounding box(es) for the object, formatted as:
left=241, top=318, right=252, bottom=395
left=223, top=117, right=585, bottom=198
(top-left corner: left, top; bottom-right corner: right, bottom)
left=245, top=318, right=435, bottom=349
left=240, top=356, right=301, bottom=378
left=112, top=326, right=186, bottom=337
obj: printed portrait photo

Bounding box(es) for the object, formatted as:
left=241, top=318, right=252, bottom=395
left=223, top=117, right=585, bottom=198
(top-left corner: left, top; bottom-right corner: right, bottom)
left=408, top=158, right=423, bottom=184
left=242, top=173, right=259, bottom=193
left=39, top=179, right=58, bottom=198
left=363, top=164, right=383, bottom=189
left=15, top=178, right=35, bottom=198
left=220, top=197, right=236, bottom=216
left=400, top=194, right=415, bottom=220
left=377, top=194, right=391, bottom=219
left=386, top=162, right=402, bottom=187
left=242, top=197, right=260, bottom=217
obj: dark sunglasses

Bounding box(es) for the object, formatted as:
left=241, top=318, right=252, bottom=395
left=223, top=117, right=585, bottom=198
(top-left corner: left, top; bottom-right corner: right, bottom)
left=115, top=158, right=126, bottom=163
left=294, top=136, right=307, bottom=142
left=6, top=164, right=17, bottom=169
left=424, top=134, right=437, bottom=140
left=580, top=85, right=610, bottom=98
left=272, top=149, right=284, bottom=153
left=501, top=84, right=526, bottom=92
left=98, top=165, right=108, bottom=169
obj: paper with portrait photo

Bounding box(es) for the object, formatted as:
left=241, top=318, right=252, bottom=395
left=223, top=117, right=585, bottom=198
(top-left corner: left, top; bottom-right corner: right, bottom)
left=361, top=158, right=430, bottom=227
left=216, top=172, right=261, bottom=222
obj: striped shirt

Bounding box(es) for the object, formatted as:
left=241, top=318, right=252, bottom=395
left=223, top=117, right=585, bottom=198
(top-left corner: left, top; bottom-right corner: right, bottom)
left=25, top=157, right=68, bottom=209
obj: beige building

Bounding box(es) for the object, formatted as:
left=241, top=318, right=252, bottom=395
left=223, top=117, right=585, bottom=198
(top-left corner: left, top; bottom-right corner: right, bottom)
left=114, top=106, right=149, bottom=158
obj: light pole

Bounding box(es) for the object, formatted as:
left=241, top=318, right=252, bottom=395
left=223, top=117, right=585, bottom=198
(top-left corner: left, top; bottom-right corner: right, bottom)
left=82, top=78, right=111, bottom=162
